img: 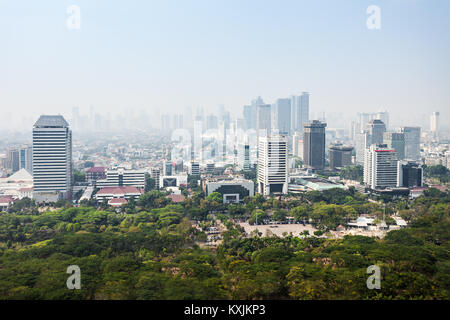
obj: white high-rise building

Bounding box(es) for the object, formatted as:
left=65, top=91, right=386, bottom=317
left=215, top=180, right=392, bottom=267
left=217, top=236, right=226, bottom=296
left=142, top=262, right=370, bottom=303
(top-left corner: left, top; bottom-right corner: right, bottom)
left=257, top=135, right=288, bottom=195
left=355, top=131, right=371, bottom=164
left=430, top=111, right=439, bottom=133
left=364, top=144, right=398, bottom=190
left=32, top=115, right=72, bottom=202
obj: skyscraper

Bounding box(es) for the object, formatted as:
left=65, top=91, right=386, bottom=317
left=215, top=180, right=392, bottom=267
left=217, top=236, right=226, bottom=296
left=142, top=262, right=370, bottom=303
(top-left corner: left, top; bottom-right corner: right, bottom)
left=292, top=132, right=303, bottom=159
left=238, top=140, right=251, bottom=171
left=364, top=144, right=398, bottom=190
left=383, top=132, right=405, bottom=160
left=355, top=131, right=371, bottom=165
left=257, top=135, right=288, bottom=195
left=376, top=111, right=389, bottom=130
left=401, top=127, right=421, bottom=161
left=32, top=115, right=72, bottom=202
left=243, top=105, right=255, bottom=130
left=430, top=111, right=439, bottom=133
left=303, top=120, right=327, bottom=170
left=367, top=119, right=386, bottom=145
left=272, top=98, right=291, bottom=135
left=256, top=104, right=272, bottom=137
left=290, top=92, right=310, bottom=133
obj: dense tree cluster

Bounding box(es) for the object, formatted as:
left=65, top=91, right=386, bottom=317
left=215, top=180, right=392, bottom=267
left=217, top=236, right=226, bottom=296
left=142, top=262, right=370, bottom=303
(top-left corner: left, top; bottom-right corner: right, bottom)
left=0, top=187, right=448, bottom=300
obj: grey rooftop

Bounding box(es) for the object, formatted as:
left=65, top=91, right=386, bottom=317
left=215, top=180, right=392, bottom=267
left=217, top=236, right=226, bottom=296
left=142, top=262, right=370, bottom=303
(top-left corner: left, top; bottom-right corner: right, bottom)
left=34, top=115, right=69, bottom=128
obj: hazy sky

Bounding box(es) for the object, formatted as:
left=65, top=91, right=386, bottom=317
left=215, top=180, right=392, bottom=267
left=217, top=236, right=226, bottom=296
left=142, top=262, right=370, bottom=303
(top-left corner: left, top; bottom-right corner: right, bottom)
left=1, top=0, right=449, bottom=128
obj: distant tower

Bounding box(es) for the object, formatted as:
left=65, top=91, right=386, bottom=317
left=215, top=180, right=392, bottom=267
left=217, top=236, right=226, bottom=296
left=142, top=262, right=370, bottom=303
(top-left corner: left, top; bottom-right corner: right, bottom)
left=400, top=127, right=421, bottom=161
left=32, top=115, right=72, bottom=202
left=367, top=119, right=386, bottom=145
left=383, top=132, right=405, bottom=160
left=430, top=112, right=439, bottom=133
left=272, top=98, right=291, bottom=135
left=256, top=104, right=272, bottom=137
left=303, top=120, right=327, bottom=170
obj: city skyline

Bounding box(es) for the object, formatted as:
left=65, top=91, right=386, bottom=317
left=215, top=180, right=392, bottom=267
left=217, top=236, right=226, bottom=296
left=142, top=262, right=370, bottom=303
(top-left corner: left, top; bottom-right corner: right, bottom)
left=1, top=1, right=450, bottom=130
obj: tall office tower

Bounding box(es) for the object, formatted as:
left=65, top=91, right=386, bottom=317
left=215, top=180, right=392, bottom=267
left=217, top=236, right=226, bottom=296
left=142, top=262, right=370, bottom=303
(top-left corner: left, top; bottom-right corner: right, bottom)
left=243, top=105, right=255, bottom=130
left=32, top=115, right=72, bottom=202
left=7, top=148, right=20, bottom=173
left=150, top=168, right=161, bottom=188
left=238, top=140, right=251, bottom=171
left=376, top=111, right=389, bottom=130
left=349, top=121, right=358, bottom=141
left=400, top=127, right=421, bottom=161
left=161, top=114, right=171, bottom=132
left=383, top=132, right=405, bottom=160
left=189, top=161, right=200, bottom=175
left=299, top=92, right=310, bottom=132
left=272, top=98, right=291, bottom=135
left=430, top=112, right=439, bottom=133
left=257, top=135, right=288, bottom=195
left=357, top=131, right=370, bottom=164
left=183, top=106, right=193, bottom=130
left=256, top=104, right=272, bottom=137
left=290, top=92, right=310, bottom=133
left=163, top=160, right=173, bottom=176
left=206, top=114, right=218, bottom=130
left=172, top=114, right=184, bottom=129
left=363, top=144, right=398, bottom=190
left=367, top=119, right=386, bottom=145
left=221, top=110, right=231, bottom=130
left=397, top=161, right=423, bottom=188
left=329, top=144, right=353, bottom=170
left=303, top=120, right=327, bottom=170
left=357, top=112, right=377, bottom=132
left=237, top=136, right=250, bottom=171
left=292, top=132, right=303, bottom=159
left=17, top=146, right=32, bottom=173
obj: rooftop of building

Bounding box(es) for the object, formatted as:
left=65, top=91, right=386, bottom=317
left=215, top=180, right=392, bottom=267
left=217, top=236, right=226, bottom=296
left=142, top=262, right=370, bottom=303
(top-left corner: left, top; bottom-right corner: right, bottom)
left=34, top=115, right=69, bottom=128
left=166, top=194, right=186, bottom=203
left=86, top=167, right=106, bottom=173
left=97, top=186, right=143, bottom=195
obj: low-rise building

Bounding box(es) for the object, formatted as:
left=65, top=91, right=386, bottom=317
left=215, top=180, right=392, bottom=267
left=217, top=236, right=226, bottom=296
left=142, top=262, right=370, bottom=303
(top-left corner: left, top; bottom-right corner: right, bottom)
left=204, top=178, right=254, bottom=203
left=95, top=186, right=144, bottom=201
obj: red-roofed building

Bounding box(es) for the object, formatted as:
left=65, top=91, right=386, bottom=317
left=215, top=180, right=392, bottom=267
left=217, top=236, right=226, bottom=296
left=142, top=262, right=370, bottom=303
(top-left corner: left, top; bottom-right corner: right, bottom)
left=108, top=198, right=128, bottom=207
left=0, top=195, right=14, bottom=211
left=166, top=194, right=185, bottom=203
left=95, top=186, right=143, bottom=202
